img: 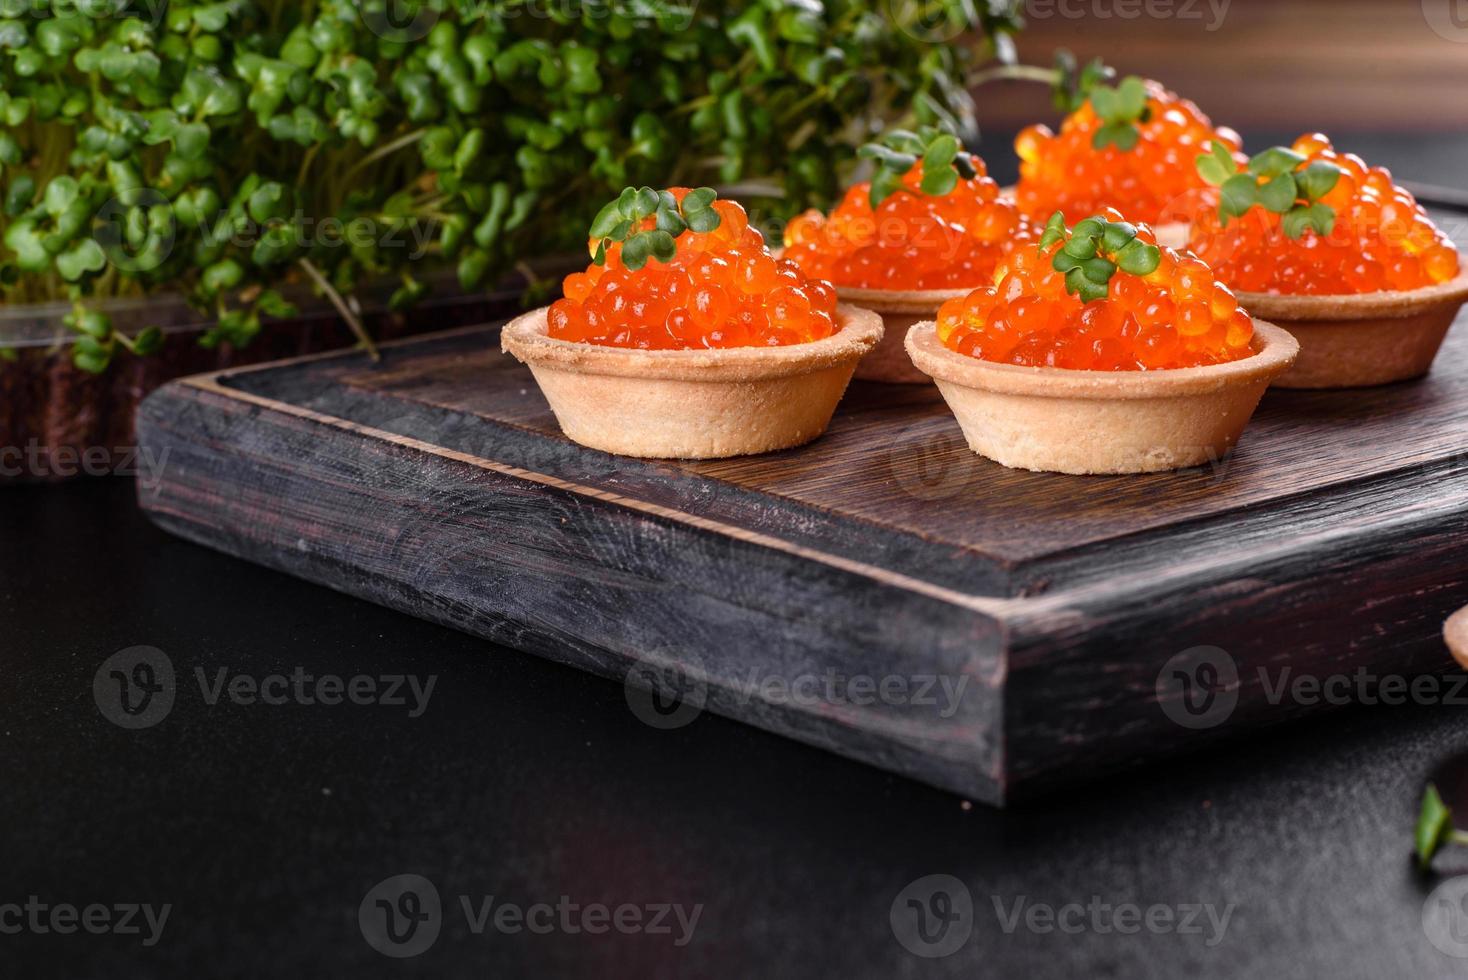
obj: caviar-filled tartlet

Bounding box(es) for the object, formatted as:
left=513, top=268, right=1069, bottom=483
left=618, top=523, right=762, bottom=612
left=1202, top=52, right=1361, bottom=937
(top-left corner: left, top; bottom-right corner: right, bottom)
left=905, top=211, right=1298, bottom=474
left=1185, top=134, right=1468, bottom=388
left=782, top=128, right=1033, bottom=383
left=1013, top=74, right=1240, bottom=248
left=502, top=187, right=882, bottom=459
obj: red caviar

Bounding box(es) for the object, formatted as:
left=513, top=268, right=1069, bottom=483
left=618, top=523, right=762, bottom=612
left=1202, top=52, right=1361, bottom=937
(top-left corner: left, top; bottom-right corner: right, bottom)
left=1015, top=80, right=1240, bottom=227
left=781, top=158, right=1030, bottom=290
left=548, top=192, right=839, bottom=349
left=1187, top=134, right=1461, bottom=295
left=938, top=211, right=1255, bottom=370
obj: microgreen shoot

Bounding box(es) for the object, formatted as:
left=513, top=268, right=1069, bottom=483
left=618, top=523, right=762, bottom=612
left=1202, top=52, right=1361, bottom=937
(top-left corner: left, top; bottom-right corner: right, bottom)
left=1038, top=211, right=1161, bottom=303
left=857, top=126, right=979, bottom=209
left=1050, top=50, right=1115, bottom=114
left=1415, top=783, right=1468, bottom=870
left=587, top=186, right=722, bottom=272
left=1195, top=140, right=1342, bottom=239
left=1088, top=76, right=1152, bottom=152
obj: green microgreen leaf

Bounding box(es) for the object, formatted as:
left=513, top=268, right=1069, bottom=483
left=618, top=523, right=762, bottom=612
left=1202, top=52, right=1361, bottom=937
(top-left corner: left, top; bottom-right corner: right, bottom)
left=1249, top=147, right=1306, bottom=178
left=1257, top=173, right=1298, bottom=214
left=1038, top=211, right=1068, bottom=251
left=860, top=124, right=976, bottom=207
left=1051, top=51, right=1114, bottom=113
left=1101, top=220, right=1137, bottom=253
left=685, top=207, right=721, bottom=233
left=588, top=186, right=723, bottom=269
left=1079, top=256, right=1116, bottom=283
left=920, top=167, right=959, bottom=197
left=683, top=187, right=717, bottom=213
left=1114, top=76, right=1148, bottom=120
left=1085, top=75, right=1150, bottom=153
left=1296, top=160, right=1343, bottom=202
left=922, top=133, right=959, bottom=169
left=1196, top=140, right=1239, bottom=187
left=1050, top=249, right=1082, bottom=273
left=1116, top=239, right=1161, bottom=276
left=1218, top=173, right=1259, bottom=224
left=1208, top=144, right=1342, bottom=237
left=1281, top=202, right=1335, bottom=240
left=1042, top=213, right=1164, bottom=301
left=1417, top=783, right=1455, bottom=870
left=1066, top=267, right=1109, bottom=303
left=857, top=144, right=919, bottom=170
left=589, top=200, right=624, bottom=240
left=1092, top=121, right=1139, bottom=152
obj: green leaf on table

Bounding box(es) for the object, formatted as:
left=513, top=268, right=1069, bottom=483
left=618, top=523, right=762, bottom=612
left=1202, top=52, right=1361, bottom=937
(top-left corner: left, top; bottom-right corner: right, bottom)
left=1417, top=783, right=1455, bottom=869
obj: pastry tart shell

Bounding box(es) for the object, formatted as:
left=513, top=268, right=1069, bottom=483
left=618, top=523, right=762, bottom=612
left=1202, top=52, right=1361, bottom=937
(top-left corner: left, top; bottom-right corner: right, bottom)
left=835, top=285, right=970, bottom=385
left=1237, top=267, right=1468, bottom=389
left=501, top=303, right=883, bottom=459
left=904, top=320, right=1299, bottom=475
left=1445, top=605, right=1468, bottom=672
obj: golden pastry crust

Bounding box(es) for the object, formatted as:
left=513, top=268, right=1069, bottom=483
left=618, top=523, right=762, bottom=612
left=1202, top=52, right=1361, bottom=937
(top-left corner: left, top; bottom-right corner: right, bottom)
left=904, top=320, right=1299, bottom=474
left=501, top=303, right=883, bottom=459
left=1238, top=266, right=1468, bottom=389
left=834, top=286, right=968, bottom=385
left=1445, top=605, right=1468, bottom=672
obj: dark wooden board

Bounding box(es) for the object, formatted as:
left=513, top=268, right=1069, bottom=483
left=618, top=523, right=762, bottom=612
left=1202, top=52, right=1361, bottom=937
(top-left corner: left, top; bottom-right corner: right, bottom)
left=136, top=311, right=1468, bottom=804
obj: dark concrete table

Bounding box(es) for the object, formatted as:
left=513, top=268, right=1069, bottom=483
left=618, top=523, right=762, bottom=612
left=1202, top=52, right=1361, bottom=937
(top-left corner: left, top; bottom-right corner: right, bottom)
left=5, top=478, right=1468, bottom=978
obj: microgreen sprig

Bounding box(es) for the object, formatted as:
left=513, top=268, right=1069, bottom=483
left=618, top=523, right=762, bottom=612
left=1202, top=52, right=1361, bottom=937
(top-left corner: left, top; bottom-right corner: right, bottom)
left=1037, top=211, right=1161, bottom=303
left=1088, top=76, right=1152, bottom=152
left=1415, top=783, right=1468, bottom=869
left=1050, top=50, right=1115, bottom=114
left=857, top=126, right=979, bottom=209
left=587, top=186, right=722, bottom=272
left=1196, top=141, right=1342, bottom=239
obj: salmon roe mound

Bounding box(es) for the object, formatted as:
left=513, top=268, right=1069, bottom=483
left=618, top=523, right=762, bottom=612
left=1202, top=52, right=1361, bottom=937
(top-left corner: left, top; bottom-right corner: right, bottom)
left=548, top=192, right=839, bottom=349
left=782, top=158, right=1031, bottom=290
left=1187, top=134, right=1461, bottom=295
left=937, top=210, right=1255, bottom=371
left=1015, top=80, right=1240, bottom=227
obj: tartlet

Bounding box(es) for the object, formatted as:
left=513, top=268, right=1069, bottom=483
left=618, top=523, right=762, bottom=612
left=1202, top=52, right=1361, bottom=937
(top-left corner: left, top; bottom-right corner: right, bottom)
left=1185, top=134, right=1466, bottom=388
left=906, top=319, right=1297, bottom=474
left=908, top=210, right=1299, bottom=474
left=503, top=185, right=881, bottom=459
left=1237, top=271, right=1468, bottom=389
left=1013, top=74, right=1238, bottom=251
left=503, top=303, right=881, bottom=458
left=1445, top=605, right=1468, bottom=672
left=782, top=128, right=1032, bottom=384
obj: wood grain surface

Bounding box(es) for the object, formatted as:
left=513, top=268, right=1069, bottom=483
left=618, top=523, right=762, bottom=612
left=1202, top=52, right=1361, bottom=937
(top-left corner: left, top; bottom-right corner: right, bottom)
left=136, top=291, right=1468, bottom=804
